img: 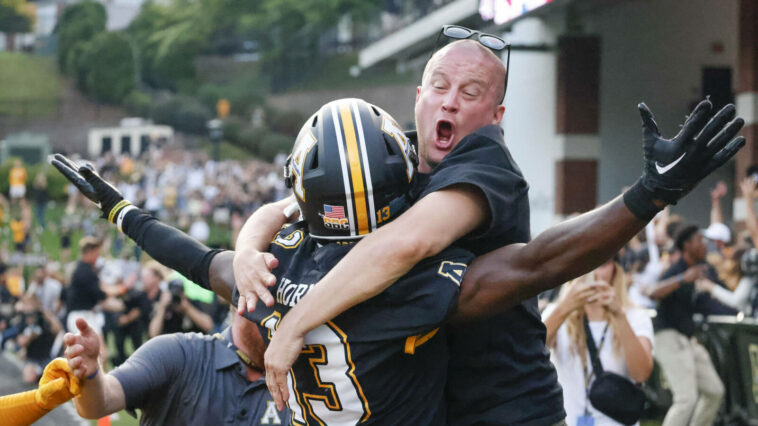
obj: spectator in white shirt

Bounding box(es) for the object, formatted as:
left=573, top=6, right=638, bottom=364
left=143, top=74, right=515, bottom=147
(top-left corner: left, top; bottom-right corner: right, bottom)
left=543, top=258, right=654, bottom=426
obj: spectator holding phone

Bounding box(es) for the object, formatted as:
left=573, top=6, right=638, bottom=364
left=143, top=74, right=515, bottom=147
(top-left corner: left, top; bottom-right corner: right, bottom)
left=543, top=258, right=654, bottom=426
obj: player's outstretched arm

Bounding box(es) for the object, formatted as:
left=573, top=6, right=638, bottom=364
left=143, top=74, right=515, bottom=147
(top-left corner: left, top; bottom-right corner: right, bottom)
left=454, top=100, right=745, bottom=321
left=233, top=196, right=296, bottom=313
left=51, top=154, right=235, bottom=303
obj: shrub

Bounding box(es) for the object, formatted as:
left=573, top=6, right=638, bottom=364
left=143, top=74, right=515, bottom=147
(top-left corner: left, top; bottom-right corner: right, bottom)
left=56, top=1, right=106, bottom=73
left=258, top=131, right=292, bottom=161
left=79, top=32, right=135, bottom=103
left=150, top=93, right=211, bottom=135
left=124, top=90, right=152, bottom=117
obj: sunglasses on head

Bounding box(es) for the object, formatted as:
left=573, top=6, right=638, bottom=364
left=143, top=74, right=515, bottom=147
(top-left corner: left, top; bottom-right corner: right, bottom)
left=435, top=25, right=511, bottom=103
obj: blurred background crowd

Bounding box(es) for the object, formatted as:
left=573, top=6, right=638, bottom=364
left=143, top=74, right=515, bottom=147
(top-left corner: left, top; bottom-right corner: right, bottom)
left=0, top=147, right=286, bottom=387
left=1, top=0, right=757, bottom=424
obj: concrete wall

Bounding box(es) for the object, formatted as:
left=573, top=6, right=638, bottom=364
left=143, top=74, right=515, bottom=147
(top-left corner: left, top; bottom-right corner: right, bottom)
left=503, top=0, right=739, bottom=234
left=588, top=0, right=739, bottom=228
left=502, top=16, right=562, bottom=235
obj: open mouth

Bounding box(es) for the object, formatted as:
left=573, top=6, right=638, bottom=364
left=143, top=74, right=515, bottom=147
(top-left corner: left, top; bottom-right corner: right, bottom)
left=436, top=120, right=454, bottom=148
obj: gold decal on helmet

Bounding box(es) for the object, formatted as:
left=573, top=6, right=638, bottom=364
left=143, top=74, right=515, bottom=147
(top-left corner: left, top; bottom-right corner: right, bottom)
left=290, top=130, right=318, bottom=202
left=381, top=117, right=414, bottom=182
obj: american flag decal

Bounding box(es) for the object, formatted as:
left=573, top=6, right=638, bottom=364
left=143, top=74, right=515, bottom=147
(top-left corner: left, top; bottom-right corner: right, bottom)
left=324, top=204, right=346, bottom=219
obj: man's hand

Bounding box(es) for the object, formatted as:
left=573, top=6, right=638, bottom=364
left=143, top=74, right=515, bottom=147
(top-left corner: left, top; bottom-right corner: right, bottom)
left=695, top=278, right=716, bottom=293
left=595, top=284, right=622, bottom=317
left=624, top=100, right=745, bottom=220
left=710, top=181, right=727, bottom=201
left=233, top=249, right=278, bottom=313
left=264, top=324, right=304, bottom=411
left=681, top=265, right=706, bottom=283
left=50, top=154, right=132, bottom=225
left=63, top=318, right=101, bottom=379
left=561, top=280, right=601, bottom=313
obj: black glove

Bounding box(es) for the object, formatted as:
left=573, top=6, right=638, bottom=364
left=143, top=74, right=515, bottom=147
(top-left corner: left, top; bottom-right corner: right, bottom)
left=50, top=154, right=133, bottom=225
left=624, top=100, right=745, bottom=221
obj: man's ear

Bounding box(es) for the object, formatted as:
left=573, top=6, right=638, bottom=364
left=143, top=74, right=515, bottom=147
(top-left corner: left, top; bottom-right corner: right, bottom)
left=493, top=105, right=505, bottom=124
left=415, top=86, right=421, bottom=104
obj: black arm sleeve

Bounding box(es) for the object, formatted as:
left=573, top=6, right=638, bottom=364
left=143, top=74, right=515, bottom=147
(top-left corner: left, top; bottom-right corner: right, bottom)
left=120, top=209, right=221, bottom=290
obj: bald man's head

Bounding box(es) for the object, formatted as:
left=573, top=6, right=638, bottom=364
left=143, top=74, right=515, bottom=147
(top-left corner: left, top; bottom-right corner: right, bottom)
left=414, top=39, right=508, bottom=172
left=422, top=40, right=507, bottom=106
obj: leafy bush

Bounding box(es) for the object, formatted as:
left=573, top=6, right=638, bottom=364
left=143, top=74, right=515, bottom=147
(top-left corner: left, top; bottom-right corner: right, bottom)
left=258, top=131, right=292, bottom=161
left=55, top=1, right=106, bottom=73
left=235, top=127, right=267, bottom=154
left=266, top=107, right=306, bottom=137
left=175, top=98, right=212, bottom=134
left=220, top=116, right=245, bottom=144
left=124, top=90, right=152, bottom=117
left=150, top=93, right=212, bottom=135
left=79, top=32, right=135, bottom=103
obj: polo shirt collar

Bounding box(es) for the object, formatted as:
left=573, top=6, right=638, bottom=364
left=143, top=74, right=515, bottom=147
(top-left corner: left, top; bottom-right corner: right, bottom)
left=213, top=327, right=242, bottom=371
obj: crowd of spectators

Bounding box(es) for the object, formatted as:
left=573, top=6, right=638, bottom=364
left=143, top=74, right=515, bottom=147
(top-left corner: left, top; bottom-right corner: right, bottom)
left=0, top=147, right=286, bottom=386
left=539, top=170, right=758, bottom=425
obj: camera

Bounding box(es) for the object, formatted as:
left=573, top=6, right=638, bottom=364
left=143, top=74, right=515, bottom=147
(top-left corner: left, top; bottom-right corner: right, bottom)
left=168, top=279, right=184, bottom=305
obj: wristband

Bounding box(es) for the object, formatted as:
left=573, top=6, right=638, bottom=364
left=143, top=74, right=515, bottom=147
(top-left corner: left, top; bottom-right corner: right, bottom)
left=116, top=205, right=138, bottom=233
left=87, top=369, right=99, bottom=380
left=623, top=179, right=663, bottom=222
left=108, top=200, right=133, bottom=223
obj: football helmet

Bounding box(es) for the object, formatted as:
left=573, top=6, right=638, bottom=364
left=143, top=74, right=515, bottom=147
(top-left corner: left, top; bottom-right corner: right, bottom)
left=284, top=98, right=417, bottom=240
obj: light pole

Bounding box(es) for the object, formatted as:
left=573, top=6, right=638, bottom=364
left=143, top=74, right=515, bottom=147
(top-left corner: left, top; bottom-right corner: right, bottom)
left=207, top=118, right=223, bottom=162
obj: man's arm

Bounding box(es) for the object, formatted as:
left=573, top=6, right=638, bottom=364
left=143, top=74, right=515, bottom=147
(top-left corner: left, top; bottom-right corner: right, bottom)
left=710, top=181, right=726, bottom=224
left=740, top=177, right=758, bottom=245
left=455, top=197, right=642, bottom=321
left=148, top=293, right=169, bottom=338
left=64, top=318, right=126, bottom=419
left=117, top=307, right=140, bottom=327
left=648, top=274, right=686, bottom=300
left=179, top=298, right=214, bottom=333
left=233, top=196, right=296, bottom=312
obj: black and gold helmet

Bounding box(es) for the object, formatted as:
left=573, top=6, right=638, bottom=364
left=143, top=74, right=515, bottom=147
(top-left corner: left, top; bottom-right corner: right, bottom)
left=284, top=98, right=417, bottom=240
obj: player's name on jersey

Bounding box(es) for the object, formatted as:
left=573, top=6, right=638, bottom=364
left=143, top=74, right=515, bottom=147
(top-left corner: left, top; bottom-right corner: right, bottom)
left=275, top=277, right=315, bottom=308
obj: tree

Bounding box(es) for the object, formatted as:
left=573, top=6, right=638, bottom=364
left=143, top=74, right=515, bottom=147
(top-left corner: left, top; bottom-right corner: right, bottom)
left=128, top=0, right=217, bottom=91
left=55, top=1, right=106, bottom=73
left=0, top=0, right=33, bottom=51
left=239, top=0, right=381, bottom=91
left=78, top=32, right=135, bottom=103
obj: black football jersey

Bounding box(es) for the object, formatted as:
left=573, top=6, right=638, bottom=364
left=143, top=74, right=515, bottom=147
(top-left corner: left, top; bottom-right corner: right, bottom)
left=410, top=125, right=566, bottom=425
left=235, top=223, right=473, bottom=425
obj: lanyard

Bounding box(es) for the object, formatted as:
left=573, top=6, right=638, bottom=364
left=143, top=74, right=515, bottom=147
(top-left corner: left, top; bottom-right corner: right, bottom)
left=214, top=333, right=258, bottom=370
left=582, top=322, right=609, bottom=416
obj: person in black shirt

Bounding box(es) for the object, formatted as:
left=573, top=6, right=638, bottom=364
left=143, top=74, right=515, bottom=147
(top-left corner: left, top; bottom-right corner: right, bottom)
left=651, top=225, right=726, bottom=426
left=66, top=236, right=123, bottom=359
left=112, top=276, right=149, bottom=366
left=148, top=280, right=214, bottom=336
